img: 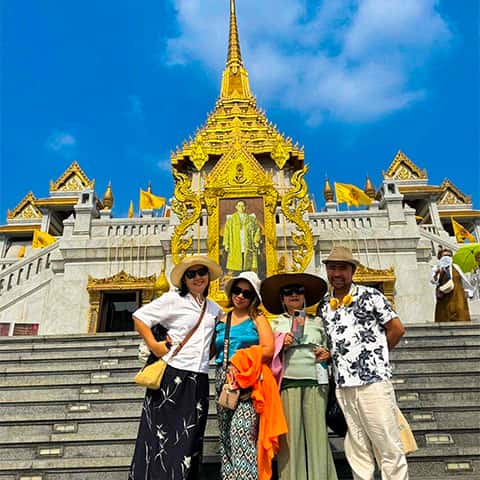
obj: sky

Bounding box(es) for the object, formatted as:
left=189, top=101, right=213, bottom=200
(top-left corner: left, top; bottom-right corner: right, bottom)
left=1, top=0, right=479, bottom=220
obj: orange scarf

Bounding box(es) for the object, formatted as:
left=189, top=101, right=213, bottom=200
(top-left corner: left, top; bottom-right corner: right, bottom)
left=231, top=345, right=288, bottom=480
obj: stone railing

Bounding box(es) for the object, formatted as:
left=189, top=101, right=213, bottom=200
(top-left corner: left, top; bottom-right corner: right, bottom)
left=307, top=209, right=389, bottom=234
left=0, top=242, right=58, bottom=297
left=0, top=259, right=17, bottom=271
left=81, top=218, right=172, bottom=238
left=418, top=225, right=458, bottom=255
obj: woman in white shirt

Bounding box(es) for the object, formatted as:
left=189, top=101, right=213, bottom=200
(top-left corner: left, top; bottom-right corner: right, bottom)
left=129, top=255, right=223, bottom=480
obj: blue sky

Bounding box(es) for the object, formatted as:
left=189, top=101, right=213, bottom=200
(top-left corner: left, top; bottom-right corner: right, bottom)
left=1, top=0, right=478, bottom=219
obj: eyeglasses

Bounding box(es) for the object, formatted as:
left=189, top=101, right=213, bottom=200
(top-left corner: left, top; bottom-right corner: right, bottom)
left=231, top=286, right=255, bottom=300
left=184, top=266, right=209, bottom=279
left=281, top=285, right=305, bottom=296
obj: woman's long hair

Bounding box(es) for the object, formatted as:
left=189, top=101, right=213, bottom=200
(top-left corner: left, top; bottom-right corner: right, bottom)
left=227, top=279, right=261, bottom=319
left=178, top=275, right=210, bottom=298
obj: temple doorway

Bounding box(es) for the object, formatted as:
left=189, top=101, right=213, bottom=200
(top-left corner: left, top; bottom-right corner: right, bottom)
left=97, top=291, right=140, bottom=332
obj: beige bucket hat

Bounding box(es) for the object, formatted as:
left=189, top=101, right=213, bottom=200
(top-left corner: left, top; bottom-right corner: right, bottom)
left=170, top=254, right=223, bottom=288
left=260, top=273, right=327, bottom=314
left=224, top=271, right=262, bottom=302
left=322, top=245, right=360, bottom=267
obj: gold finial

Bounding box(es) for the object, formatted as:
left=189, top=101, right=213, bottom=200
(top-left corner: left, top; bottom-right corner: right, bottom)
left=364, top=176, right=375, bottom=199
left=227, top=0, right=242, bottom=67
left=220, top=0, right=252, bottom=99
left=323, top=177, right=334, bottom=202
left=154, top=259, right=170, bottom=297
left=102, top=181, right=114, bottom=209
left=128, top=200, right=134, bottom=218
left=147, top=182, right=152, bottom=193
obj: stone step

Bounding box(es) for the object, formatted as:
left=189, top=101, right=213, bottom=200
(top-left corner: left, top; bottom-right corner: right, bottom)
left=391, top=348, right=480, bottom=361
left=392, top=359, right=480, bottom=374
left=396, top=390, right=480, bottom=409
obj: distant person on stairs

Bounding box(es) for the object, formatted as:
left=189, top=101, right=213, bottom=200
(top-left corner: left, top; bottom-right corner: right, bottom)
left=317, top=245, right=409, bottom=480
left=128, top=255, right=223, bottom=480
left=432, top=248, right=471, bottom=322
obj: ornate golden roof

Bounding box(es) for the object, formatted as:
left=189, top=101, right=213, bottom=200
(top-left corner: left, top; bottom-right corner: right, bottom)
left=438, top=178, right=472, bottom=206
left=7, top=192, right=42, bottom=220
left=50, top=161, right=95, bottom=192
left=383, top=150, right=427, bottom=180
left=171, top=0, right=303, bottom=172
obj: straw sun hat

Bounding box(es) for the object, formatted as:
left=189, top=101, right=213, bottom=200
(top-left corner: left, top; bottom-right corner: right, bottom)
left=260, top=273, right=327, bottom=314
left=170, top=255, right=223, bottom=288
left=322, top=245, right=360, bottom=268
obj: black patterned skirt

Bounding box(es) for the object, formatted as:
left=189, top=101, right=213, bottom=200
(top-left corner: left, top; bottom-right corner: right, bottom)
left=129, top=365, right=209, bottom=480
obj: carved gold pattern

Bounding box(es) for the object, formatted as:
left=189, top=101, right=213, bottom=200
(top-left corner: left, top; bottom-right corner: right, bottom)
left=280, top=166, right=314, bottom=272
left=439, top=179, right=471, bottom=205
left=271, top=138, right=290, bottom=169
left=383, top=150, right=427, bottom=180
left=7, top=192, right=42, bottom=220
left=86, top=270, right=157, bottom=333
left=204, top=146, right=278, bottom=303
left=50, top=161, right=95, bottom=192
left=354, top=264, right=396, bottom=307
left=171, top=169, right=203, bottom=264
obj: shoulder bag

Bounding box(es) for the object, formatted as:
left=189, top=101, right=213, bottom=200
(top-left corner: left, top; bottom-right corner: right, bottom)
left=134, top=300, right=207, bottom=390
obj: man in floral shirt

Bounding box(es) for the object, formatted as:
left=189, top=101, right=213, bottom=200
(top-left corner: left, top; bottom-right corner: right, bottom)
left=317, top=245, right=408, bottom=480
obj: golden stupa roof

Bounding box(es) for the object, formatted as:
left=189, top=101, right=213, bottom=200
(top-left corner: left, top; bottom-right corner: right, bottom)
left=171, top=0, right=303, bottom=172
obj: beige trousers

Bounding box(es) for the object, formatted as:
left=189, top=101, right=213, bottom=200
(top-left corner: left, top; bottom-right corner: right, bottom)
left=336, top=380, right=409, bottom=480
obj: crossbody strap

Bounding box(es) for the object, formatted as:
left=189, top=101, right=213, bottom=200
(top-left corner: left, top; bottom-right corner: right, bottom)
left=222, top=311, right=233, bottom=371
left=170, top=300, right=208, bottom=360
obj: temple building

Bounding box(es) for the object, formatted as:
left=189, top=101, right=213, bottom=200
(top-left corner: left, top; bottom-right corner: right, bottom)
left=0, top=1, right=479, bottom=337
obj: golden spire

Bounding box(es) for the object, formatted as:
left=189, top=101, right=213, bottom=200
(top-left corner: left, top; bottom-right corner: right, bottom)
left=323, top=177, right=334, bottom=202
left=102, top=181, right=114, bottom=210
left=364, top=176, right=376, bottom=199
left=227, top=0, right=242, bottom=67
left=220, top=0, right=252, bottom=100
left=128, top=200, right=134, bottom=218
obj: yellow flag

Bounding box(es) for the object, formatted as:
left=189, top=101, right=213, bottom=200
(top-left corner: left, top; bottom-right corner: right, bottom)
left=128, top=200, right=134, bottom=218
left=139, top=189, right=166, bottom=210
left=32, top=230, right=57, bottom=249
left=451, top=217, right=475, bottom=243
left=335, top=182, right=372, bottom=207
left=18, top=245, right=26, bottom=258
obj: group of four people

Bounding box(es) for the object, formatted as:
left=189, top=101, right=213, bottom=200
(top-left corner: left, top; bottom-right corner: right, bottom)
left=128, top=245, right=408, bottom=480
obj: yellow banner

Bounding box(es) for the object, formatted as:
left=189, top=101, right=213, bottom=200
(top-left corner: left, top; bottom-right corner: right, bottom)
left=451, top=217, right=475, bottom=243
left=335, top=182, right=372, bottom=207
left=32, top=230, right=57, bottom=249
left=139, top=189, right=166, bottom=210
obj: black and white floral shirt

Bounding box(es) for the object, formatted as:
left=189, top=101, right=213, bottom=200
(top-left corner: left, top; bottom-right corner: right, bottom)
left=317, top=284, right=398, bottom=388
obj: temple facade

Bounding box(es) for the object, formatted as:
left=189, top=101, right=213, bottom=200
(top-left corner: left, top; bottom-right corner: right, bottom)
left=1, top=1, right=479, bottom=336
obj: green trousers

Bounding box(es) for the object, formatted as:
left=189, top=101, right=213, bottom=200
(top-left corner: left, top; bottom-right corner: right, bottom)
left=277, top=385, right=338, bottom=480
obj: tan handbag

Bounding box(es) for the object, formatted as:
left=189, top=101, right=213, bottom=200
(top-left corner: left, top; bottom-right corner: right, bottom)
left=134, top=358, right=168, bottom=389
left=217, top=383, right=241, bottom=410
left=134, top=301, right=207, bottom=390
left=396, top=406, right=418, bottom=455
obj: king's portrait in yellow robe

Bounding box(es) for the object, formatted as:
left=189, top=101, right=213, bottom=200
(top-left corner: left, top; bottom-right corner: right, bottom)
left=222, top=200, right=261, bottom=273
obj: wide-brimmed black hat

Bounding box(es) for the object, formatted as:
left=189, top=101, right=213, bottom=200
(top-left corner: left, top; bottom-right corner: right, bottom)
left=260, top=273, right=327, bottom=314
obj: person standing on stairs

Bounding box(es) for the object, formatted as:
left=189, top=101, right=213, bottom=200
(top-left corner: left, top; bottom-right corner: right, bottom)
left=317, top=245, right=409, bottom=480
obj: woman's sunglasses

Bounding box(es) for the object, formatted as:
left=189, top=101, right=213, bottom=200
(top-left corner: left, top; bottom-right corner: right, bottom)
left=281, top=285, right=305, bottom=296
left=184, top=266, right=209, bottom=279
left=231, top=286, right=255, bottom=300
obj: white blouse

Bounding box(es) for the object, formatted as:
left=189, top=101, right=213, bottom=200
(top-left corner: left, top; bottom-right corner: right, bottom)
left=133, top=291, right=222, bottom=374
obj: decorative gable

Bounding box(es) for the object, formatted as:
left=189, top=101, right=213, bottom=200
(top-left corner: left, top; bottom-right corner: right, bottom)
left=49, top=161, right=94, bottom=192
left=7, top=192, right=42, bottom=220
left=383, top=150, right=427, bottom=181
left=438, top=179, right=472, bottom=206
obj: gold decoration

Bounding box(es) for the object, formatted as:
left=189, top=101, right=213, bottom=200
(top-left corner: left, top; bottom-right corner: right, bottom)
left=171, top=169, right=203, bottom=264
left=353, top=264, right=396, bottom=307
left=280, top=166, right=313, bottom=272
left=271, top=138, right=290, bottom=169
left=50, top=161, right=95, bottom=192
left=364, top=176, right=376, bottom=199
left=439, top=179, right=471, bottom=205
left=204, top=146, right=278, bottom=303
left=383, top=150, right=427, bottom=180
left=154, top=258, right=170, bottom=297
left=102, top=182, right=114, bottom=210
left=190, top=142, right=209, bottom=171
left=323, top=178, right=334, bottom=202
left=86, top=270, right=157, bottom=333
left=7, top=192, right=42, bottom=220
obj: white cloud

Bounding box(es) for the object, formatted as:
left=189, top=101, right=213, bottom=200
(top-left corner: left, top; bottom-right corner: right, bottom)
left=164, top=0, right=452, bottom=123
left=45, top=130, right=77, bottom=153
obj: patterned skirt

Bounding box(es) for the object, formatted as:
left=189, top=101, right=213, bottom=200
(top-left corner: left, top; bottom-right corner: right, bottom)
left=215, top=366, right=259, bottom=480
left=129, top=365, right=209, bottom=480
